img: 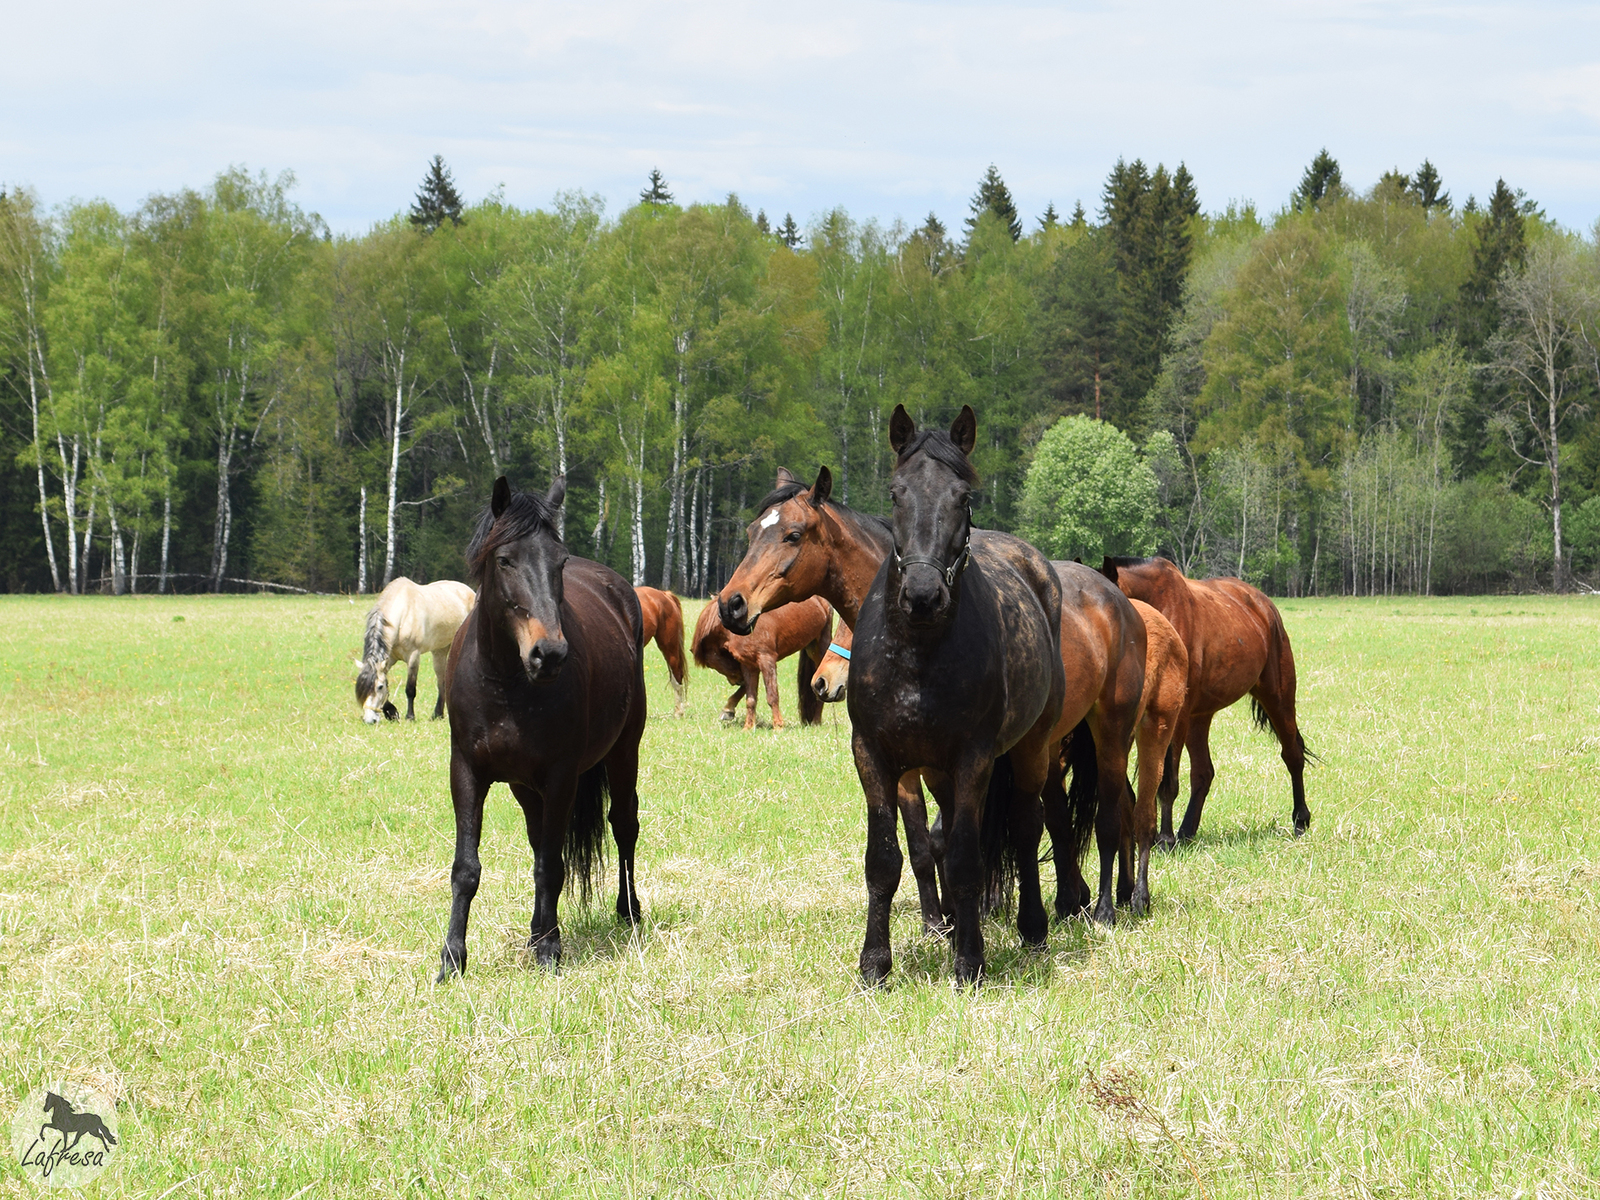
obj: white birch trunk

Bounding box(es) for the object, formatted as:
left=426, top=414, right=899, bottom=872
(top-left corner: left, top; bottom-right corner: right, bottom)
left=159, top=488, right=171, bottom=594
left=384, top=356, right=405, bottom=588
left=358, top=485, right=369, bottom=594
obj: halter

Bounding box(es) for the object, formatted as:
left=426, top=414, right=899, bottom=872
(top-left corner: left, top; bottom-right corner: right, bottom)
left=827, top=642, right=852, bottom=660
left=893, top=521, right=972, bottom=588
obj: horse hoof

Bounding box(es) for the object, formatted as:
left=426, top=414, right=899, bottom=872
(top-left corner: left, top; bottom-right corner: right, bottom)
left=382, top=703, right=399, bottom=721
left=1091, top=903, right=1117, bottom=927
left=1294, top=813, right=1312, bottom=836
left=859, top=950, right=892, bottom=987
left=435, top=949, right=465, bottom=983
left=952, top=959, right=984, bottom=987
left=616, top=898, right=642, bottom=926
left=719, top=711, right=736, bottom=724
left=1155, top=833, right=1178, bottom=852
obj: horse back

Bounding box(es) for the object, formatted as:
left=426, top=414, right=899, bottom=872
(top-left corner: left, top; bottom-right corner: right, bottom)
left=1054, top=559, right=1146, bottom=729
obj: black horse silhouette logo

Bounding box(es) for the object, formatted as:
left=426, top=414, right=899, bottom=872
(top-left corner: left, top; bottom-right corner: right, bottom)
left=40, top=1091, right=117, bottom=1154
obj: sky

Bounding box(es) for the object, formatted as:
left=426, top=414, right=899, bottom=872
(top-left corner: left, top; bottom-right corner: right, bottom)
left=3, top=0, right=1598, bottom=235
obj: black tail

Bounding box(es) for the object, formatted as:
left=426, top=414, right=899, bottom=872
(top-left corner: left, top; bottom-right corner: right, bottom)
left=565, top=761, right=610, bottom=906
left=980, top=752, right=1017, bottom=915
left=797, top=648, right=825, bottom=726
left=1250, top=696, right=1272, bottom=732
left=1064, top=720, right=1099, bottom=865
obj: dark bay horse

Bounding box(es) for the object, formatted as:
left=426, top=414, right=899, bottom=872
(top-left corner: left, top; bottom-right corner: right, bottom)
left=719, top=471, right=1148, bottom=927
left=847, top=405, right=1065, bottom=984
left=691, top=596, right=831, bottom=729
left=437, top=476, right=647, bottom=980
left=635, top=585, right=688, bottom=716
left=1102, top=555, right=1311, bottom=844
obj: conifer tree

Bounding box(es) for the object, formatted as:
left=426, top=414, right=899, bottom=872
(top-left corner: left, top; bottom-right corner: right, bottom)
left=777, top=213, right=802, bottom=248
left=1410, top=160, right=1450, bottom=210
left=408, top=155, right=464, bottom=232
left=640, top=169, right=674, bottom=206
left=965, top=165, right=1021, bottom=242
left=1068, top=200, right=1088, bottom=228
left=1292, top=149, right=1343, bottom=210
left=1039, top=202, right=1060, bottom=231
left=754, top=209, right=771, bottom=236
left=1458, top=178, right=1528, bottom=353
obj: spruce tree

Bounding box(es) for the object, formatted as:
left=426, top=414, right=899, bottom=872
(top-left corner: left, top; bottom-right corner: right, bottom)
left=1458, top=178, right=1528, bottom=353
left=754, top=209, right=771, bottom=236
left=640, top=169, right=674, bottom=206
left=1292, top=149, right=1343, bottom=210
left=408, top=155, right=464, bottom=232
left=1039, top=202, right=1060, bottom=231
left=777, top=213, right=802, bottom=248
left=1410, top=160, right=1450, bottom=210
left=1068, top=200, right=1088, bottom=229
left=965, top=164, right=1022, bottom=243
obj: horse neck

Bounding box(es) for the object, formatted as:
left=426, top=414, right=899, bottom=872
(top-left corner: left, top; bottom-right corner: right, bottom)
left=821, top=505, right=893, bottom=628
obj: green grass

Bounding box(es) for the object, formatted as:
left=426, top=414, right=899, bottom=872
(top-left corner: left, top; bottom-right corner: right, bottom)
left=2, top=593, right=1599, bottom=1198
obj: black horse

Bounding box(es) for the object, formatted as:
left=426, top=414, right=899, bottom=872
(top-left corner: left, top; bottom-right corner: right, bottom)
left=436, top=476, right=648, bottom=980
left=846, top=405, right=1066, bottom=985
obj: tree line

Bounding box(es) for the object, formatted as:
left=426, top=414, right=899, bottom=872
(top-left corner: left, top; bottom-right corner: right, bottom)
left=3, top=151, right=1598, bottom=598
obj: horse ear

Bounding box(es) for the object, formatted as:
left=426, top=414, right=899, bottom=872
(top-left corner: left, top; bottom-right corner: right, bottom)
left=491, top=476, right=511, bottom=517
left=949, top=405, right=977, bottom=455
left=1099, top=556, right=1119, bottom=584
left=775, top=466, right=798, bottom=487
left=810, top=466, right=832, bottom=507
left=889, top=404, right=916, bottom=454
left=353, top=658, right=365, bottom=671
left=546, top=475, right=567, bottom=510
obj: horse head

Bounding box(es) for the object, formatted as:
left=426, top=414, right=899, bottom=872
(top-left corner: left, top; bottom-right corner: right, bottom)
left=718, top=465, right=836, bottom=636
left=886, top=403, right=977, bottom=629
left=811, top=621, right=852, bottom=703
left=470, top=476, right=570, bottom=683
left=353, top=658, right=395, bottom=723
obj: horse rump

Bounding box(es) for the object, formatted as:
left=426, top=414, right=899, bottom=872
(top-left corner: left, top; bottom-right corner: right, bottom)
left=565, top=760, right=610, bottom=906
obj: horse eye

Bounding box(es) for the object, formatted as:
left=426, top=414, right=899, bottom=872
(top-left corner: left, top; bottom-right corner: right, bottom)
left=784, top=530, right=801, bottom=544
left=497, top=556, right=511, bottom=568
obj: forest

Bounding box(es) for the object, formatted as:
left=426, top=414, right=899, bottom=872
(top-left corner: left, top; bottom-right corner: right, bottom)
left=3, top=152, right=1599, bottom=598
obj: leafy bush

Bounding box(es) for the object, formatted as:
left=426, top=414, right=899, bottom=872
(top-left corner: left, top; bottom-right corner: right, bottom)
left=1018, top=416, right=1158, bottom=562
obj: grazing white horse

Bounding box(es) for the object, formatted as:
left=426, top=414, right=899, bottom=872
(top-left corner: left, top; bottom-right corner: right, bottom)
left=354, top=577, right=476, bottom=724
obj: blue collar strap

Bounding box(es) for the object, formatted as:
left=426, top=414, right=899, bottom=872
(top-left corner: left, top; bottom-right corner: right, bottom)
left=828, top=642, right=851, bottom=660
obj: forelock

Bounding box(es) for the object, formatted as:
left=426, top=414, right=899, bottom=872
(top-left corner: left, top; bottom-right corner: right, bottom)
left=895, top=429, right=980, bottom=486
left=466, top=487, right=562, bottom=580
left=752, top=480, right=809, bottom=520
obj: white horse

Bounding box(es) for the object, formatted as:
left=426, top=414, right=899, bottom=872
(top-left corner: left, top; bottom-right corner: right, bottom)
left=354, top=577, right=476, bottom=724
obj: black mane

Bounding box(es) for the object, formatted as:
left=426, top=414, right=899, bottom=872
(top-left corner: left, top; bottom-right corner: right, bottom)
left=895, top=429, right=981, bottom=486
left=752, top=480, right=892, bottom=542
left=466, top=487, right=563, bottom=581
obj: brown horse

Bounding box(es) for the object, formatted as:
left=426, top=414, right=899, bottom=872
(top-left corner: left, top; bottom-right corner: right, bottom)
left=811, top=620, right=852, bottom=703
left=1102, top=555, right=1311, bottom=845
left=1121, top=598, right=1189, bottom=915
left=718, top=468, right=1148, bottom=926
left=437, top=476, right=647, bottom=980
left=635, top=586, right=688, bottom=716
left=691, top=596, right=831, bottom=729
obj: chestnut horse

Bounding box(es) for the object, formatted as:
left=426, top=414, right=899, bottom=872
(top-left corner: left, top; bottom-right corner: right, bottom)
left=720, top=470, right=1147, bottom=926
left=437, top=477, right=647, bottom=980
left=1102, top=555, right=1311, bottom=844
left=635, top=586, right=688, bottom=716
left=846, top=405, right=1065, bottom=984
left=691, top=596, right=831, bottom=729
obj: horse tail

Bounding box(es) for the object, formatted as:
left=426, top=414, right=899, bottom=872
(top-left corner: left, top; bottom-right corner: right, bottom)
left=690, top=602, right=718, bottom=669
left=354, top=607, right=389, bottom=703
left=980, top=752, right=1017, bottom=915
left=1250, top=696, right=1272, bottom=732
left=659, top=593, right=687, bottom=687
left=565, top=761, right=610, bottom=906
left=1063, top=720, right=1099, bottom=865
left=797, top=606, right=830, bottom=726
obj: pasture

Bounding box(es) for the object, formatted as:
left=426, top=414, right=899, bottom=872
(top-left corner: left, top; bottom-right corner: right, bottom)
left=1, top=593, right=1598, bottom=1197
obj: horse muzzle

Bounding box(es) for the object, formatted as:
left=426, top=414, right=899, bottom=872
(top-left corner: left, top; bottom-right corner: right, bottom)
left=898, top=569, right=951, bottom=626
left=523, top=636, right=569, bottom=682
left=719, top=592, right=756, bottom=636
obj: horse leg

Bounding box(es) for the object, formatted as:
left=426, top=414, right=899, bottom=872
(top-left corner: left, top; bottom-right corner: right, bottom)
left=851, top=734, right=903, bottom=987
left=895, top=771, right=945, bottom=935
left=529, top=771, right=575, bottom=970
left=741, top=663, right=760, bottom=730
left=1254, top=686, right=1311, bottom=835
left=1175, top=712, right=1217, bottom=844
left=721, top=684, right=745, bottom=723
left=403, top=650, right=421, bottom=720
left=430, top=650, right=449, bottom=720
left=945, top=757, right=993, bottom=984
left=606, top=733, right=644, bottom=925
left=1006, top=749, right=1051, bottom=950
left=760, top=653, right=784, bottom=730
left=1086, top=725, right=1132, bottom=925
left=1156, top=714, right=1189, bottom=849
left=437, top=751, right=489, bottom=981
left=922, top=769, right=956, bottom=929
left=1129, top=715, right=1170, bottom=917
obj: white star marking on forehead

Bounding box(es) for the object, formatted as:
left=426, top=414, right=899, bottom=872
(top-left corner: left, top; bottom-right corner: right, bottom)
left=759, top=509, right=780, bottom=529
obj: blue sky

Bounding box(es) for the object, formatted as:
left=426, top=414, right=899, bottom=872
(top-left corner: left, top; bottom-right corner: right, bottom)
left=4, top=0, right=1598, bottom=233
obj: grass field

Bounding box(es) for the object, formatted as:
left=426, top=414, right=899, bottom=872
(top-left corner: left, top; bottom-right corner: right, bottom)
left=2, top=592, right=1599, bottom=1198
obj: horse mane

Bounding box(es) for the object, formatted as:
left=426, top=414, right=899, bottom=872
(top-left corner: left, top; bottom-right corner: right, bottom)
left=1105, top=555, right=1176, bottom=570
left=466, top=487, right=563, bottom=583
left=894, top=429, right=980, bottom=486
left=354, top=607, right=390, bottom=703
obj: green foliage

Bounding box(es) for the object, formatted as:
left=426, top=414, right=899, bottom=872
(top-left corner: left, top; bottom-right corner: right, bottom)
left=965, top=165, right=1021, bottom=244
left=1292, top=148, right=1344, bottom=210
left=639, top=168, right=674, bottom=207
left=1018, top=415, right=1157, bottom=561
